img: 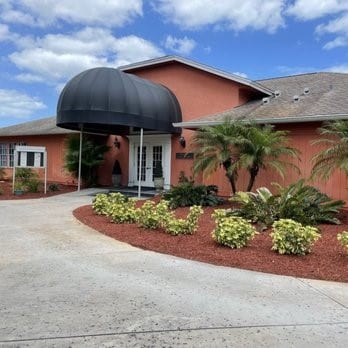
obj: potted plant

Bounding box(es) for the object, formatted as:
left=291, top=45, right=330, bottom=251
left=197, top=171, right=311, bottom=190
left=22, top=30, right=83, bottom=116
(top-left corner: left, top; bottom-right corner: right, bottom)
left=112, top=160, right=122, bottom=187
left=13, top=181, right=25, bottom=196
left=153, top=162, right=164, bottom=191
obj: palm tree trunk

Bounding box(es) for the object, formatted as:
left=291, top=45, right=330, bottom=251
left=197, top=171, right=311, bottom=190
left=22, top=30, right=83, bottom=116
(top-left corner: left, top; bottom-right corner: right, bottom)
left=226, top=172, right=237, bottom=194
left=247, top=165, right=259, bottom=192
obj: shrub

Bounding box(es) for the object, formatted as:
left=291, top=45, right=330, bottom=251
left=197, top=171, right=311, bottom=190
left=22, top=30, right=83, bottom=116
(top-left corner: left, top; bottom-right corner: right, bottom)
left=92, top=193, right=111, bottom=215
left=26, top=179, right=40, bottom=192
left=229, top=180, right=344, bottom=227
left=0, top=188, right=3, bottom=195
left=163, top=205, right=203, bottom=235
left=337, top=232, right=348, bottom=252
left=109, top=200, right=138, bottom=224
left=48, top=183, right=60, bottom=191
left=0, top=167, right=5, bottom=180
left=163, top=181, right=224, bottom=208
left=271, top=219, right=321, bottom=255
left=92, top=192, right=129, bottom=216
left=212, top=209, right=258, bottom=248
left=229, top=188, right=279, bottom=230
left=137, top=200, right=171, bottom=229
left=15, top=168, right=37, bottom=182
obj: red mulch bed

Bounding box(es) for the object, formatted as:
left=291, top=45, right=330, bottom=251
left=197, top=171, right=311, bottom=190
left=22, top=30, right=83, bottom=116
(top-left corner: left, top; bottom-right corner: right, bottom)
left=0, top=180, right=76, bottom=200
left=73, top=199, right=348, bottom=282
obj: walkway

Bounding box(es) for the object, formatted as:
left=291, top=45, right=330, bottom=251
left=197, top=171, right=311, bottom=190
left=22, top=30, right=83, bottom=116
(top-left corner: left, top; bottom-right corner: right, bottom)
left=0, top=190, right=347, bottom=347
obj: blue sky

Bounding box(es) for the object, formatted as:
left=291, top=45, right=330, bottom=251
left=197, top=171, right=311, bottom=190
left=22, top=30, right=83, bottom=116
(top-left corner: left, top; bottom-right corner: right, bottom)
left=0, top=0, right=347, bottom=127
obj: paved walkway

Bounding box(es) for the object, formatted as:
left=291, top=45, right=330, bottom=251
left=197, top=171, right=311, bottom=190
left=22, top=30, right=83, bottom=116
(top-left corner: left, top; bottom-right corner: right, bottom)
left=0, top=190, right=347, bottom=347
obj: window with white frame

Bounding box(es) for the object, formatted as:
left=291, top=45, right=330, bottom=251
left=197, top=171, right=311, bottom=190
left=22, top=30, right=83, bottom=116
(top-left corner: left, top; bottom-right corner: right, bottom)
left=0, top=142, right=26, bottom=167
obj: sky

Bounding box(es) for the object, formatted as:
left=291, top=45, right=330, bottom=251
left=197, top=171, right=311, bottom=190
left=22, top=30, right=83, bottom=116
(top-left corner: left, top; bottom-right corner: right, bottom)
left=0, top=0, right=347, bottom=127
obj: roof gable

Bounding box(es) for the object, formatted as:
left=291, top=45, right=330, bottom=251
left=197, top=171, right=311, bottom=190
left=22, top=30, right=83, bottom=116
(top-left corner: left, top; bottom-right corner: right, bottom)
left=120, top=55, right=273, bottom=96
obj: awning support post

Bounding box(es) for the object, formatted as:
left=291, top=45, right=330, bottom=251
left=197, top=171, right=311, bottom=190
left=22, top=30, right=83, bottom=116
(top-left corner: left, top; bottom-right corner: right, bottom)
left=137, top=128, right=143, bottom=199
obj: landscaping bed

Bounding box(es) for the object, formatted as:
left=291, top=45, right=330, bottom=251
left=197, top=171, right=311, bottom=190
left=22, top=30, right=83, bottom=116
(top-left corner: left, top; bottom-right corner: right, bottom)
left=0, top=180, right=76, bottom=199
left=73, top=200, right=348, bottom=282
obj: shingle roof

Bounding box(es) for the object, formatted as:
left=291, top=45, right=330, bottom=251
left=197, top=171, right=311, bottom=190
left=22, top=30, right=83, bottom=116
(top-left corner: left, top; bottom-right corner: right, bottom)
left=0, top=116, right=77, bottom=136
left=173, top=72, right=348, bottom=128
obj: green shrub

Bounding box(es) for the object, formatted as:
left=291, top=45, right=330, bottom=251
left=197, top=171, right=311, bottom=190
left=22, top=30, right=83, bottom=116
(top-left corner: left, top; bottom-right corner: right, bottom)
left=15, top=168, right=37, bottom=182
left=48, top=183, right=60, bottom=191
left=229, top=188, right=279, bottom=230
left=0, top=167, right=5, bottom=180
left=92, top=193, right=111, bottom=215
left=212, top=209, right=258, bottom=248
left=337, top=231, right=348, bottom=252
left=229, top=180, right=344, bottom=227
left=163, top=181, right=224, bottom=208
left=26, top=179, right=40, bottom=192
left=0, top=188, right=3, bottom=195
left=92, top=192, right=129, bottom=216
left=271, top=219, right=321, bottom=255
left=137, top=200, right=171, bottom=229
left=163, top=205, right=203, bottom=235
left=109, top=200, right=138, bottom=224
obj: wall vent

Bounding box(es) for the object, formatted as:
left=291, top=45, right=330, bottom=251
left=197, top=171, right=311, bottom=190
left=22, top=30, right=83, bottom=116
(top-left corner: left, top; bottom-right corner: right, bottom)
left=262, top=97, right=270, bottom=105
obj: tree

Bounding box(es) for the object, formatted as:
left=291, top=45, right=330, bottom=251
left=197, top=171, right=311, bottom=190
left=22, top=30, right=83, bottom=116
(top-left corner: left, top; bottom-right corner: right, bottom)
left=311, top=120, right=348, bottom=180
left=191, top=119, right=300, bottom=193
left=64, top=134, right=110, bottom=187
left=235, top=123, right=301, bottom=191
left=190, top=119, right=242, bottom=194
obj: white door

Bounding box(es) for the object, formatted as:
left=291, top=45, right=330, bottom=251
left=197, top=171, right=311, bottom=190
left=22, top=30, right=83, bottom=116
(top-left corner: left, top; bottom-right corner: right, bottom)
left=128, top=135, right=171, bottom=188
left=134, top=143, right=164, bottom=187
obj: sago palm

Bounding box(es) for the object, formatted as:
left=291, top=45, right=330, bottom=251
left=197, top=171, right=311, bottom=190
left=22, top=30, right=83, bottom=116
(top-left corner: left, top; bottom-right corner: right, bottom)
left=235, top=124, right=301, bottom=191
left=311, top=120, right=348, bottom=180
left=190, top=119, right=243, bottom=194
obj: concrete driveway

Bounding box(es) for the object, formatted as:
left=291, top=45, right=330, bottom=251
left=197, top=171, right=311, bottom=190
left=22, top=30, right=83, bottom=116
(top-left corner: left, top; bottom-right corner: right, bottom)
left=0, top=190, right=347, bottom=347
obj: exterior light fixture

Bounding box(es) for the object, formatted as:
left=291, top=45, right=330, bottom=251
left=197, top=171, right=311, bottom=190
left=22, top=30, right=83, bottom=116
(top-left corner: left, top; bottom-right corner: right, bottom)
left=114, top=137, right=121, bottom=149
left=179, top=136, right=186, bottom=148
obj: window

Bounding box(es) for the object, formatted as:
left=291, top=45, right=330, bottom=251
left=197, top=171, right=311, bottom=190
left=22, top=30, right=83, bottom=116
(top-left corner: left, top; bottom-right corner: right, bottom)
left=0, top=142, right=26, bottom=167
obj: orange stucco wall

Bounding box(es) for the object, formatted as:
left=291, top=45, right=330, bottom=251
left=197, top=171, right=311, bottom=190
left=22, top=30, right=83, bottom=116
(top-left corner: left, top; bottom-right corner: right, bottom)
left=119, top=62, right=253, bottom=186
left=0, top=134, right=74, bottom=184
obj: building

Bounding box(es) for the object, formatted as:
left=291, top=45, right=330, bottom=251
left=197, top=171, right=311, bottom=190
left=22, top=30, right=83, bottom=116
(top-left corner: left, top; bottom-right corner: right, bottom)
left=0, top=56, right=347, bottom=201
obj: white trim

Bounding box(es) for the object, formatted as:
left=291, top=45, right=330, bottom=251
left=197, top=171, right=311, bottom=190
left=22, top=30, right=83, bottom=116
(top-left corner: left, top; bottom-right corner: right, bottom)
left=120, top=55, right=273, bottom=96
left=173, top=114, right=348, bottom=128
left=128, top=134, right=172, bottom=189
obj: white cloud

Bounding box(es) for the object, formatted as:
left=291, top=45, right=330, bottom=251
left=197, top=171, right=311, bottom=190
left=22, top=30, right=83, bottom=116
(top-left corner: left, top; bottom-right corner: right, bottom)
left=153, top=0, right=285, bottom=33
left=286, top=0, right=348, bottom=20
left=286, top=1, right=348, bottom=50
left=9, top=27, right=163, bottom=85
left=0, top=23, right=10, bottom=41
left=0, top=0, right=143, bottom=27
left=233, top=71, right=248, bottom=79
left=0, top=88, right=46, bottom=118
left=164, top=35, right=196, bottom=55
left=326, top=64, right=348, bottom=73
left=316, top=12, right=348, bottom=49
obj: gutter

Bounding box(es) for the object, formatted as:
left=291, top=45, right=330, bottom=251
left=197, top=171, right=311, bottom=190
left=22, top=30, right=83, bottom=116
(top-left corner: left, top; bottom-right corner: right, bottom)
left=173, top=114, right=348, bottom=129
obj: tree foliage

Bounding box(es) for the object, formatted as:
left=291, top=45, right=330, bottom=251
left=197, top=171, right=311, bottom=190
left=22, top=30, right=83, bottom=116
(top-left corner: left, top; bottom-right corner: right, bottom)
left=191, top=119, right=300, bottom=193
left=311, top=120, right=348, bottom=180
left=64, top=134, right=110, bottom=187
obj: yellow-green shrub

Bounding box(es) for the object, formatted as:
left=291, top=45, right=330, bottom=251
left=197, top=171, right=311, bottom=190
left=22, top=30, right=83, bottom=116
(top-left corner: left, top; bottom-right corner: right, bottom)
left=163, top=205, right=203, bottom=235
left=271, top=219, right=320, bottom=255
left=137, top=200, right=171, bottom=229
left=109, top=200, right=138, bottom=224
left=212, top=209, right=258, bottom=248
left=337, top=231, right=348, bottom=252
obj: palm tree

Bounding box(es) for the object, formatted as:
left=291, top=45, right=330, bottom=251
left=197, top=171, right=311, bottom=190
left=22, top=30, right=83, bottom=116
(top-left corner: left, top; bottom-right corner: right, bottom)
left=190, top=119, right=243, bottom=194
left=64, top=134, right=110, bottom=187
left=191, top=119, right=300, bottom=193
left=311, top=120, right=348, bottom=180
left=235, top=124, right=301, bottom=191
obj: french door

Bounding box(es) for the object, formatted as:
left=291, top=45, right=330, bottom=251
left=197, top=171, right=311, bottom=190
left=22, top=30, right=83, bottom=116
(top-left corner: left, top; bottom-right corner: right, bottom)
left=128, top=134, right=171, bottom=188
left=135, top=144, right=163, bottom=187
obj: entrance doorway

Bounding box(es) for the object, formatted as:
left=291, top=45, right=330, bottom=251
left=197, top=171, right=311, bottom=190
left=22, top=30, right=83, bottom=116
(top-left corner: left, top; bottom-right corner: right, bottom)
left=128, top=134, right=171, bottom=188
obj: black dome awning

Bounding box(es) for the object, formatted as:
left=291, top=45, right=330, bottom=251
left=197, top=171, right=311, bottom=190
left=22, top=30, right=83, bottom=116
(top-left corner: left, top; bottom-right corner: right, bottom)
left=56, top=67, right=182, bottom=134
